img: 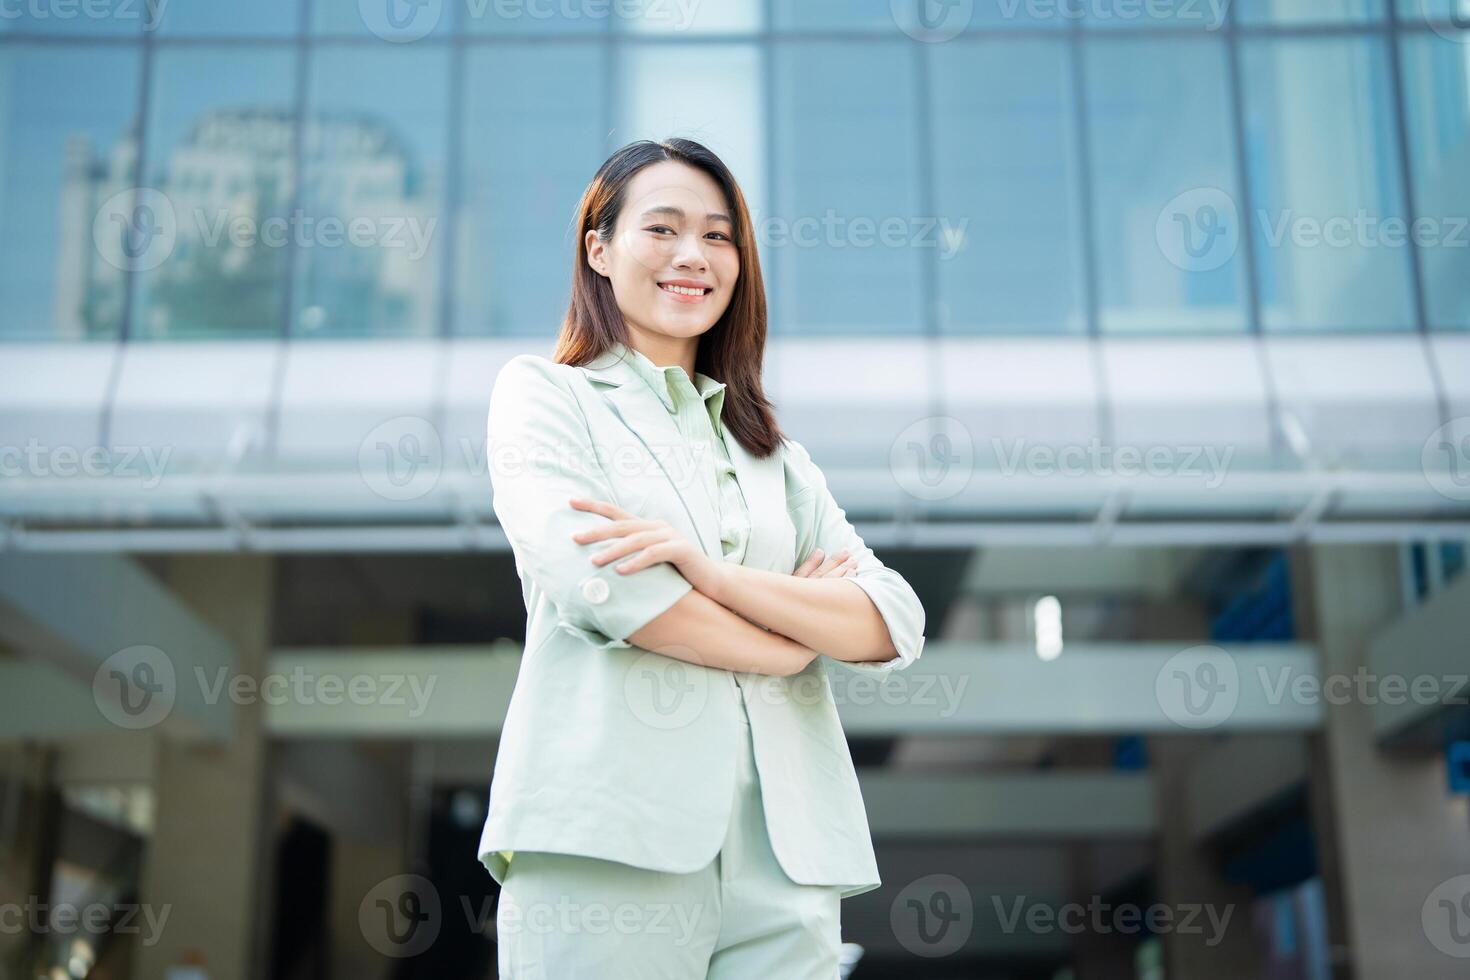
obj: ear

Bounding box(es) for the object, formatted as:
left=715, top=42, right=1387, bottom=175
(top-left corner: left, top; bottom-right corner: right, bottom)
left=585, top=228, right=609, bottom=278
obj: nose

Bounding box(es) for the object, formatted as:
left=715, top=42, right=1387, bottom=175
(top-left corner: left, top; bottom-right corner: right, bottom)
left=671, top=231, right=710, bottom=272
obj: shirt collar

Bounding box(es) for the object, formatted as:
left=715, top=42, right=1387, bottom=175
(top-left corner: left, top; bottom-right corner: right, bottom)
left=605, top=340, right=727, bottom=424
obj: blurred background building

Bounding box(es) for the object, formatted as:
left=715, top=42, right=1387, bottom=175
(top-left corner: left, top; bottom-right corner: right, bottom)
left=1, top=0, right=1469, bottom=977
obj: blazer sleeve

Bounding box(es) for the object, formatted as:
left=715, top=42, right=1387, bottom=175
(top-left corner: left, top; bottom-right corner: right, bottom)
left=783, top=436, right=926, bottom=674
left=488, top=354, right=694, bottom=650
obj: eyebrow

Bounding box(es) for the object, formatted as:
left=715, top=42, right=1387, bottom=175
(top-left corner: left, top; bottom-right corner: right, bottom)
left=640, top=205, right=733, bottom=226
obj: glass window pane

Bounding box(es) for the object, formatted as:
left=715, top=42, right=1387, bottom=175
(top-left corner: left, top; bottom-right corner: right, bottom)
left=461, top=0, right=609, bottom=34
left=772, top=0, right=897, bottom=30
left=933, top=39, right=1085, bottom=334
left=156, top=0, right=300, bottom=36
left=314, top=0, right=454, bottom=39
left=616, top=43, right=764, bottom=216
left=614, top=0, right=760, bottom=32
left=0, top=44, right=140, bottom=339
left=1088, top=38, right=1247, bottom=334
left=774, top=0, right=1055, bottom=33
left=295, top=46, right=450, bottom=337
left=1236, top=0, right=1383, bottom=22
left=1400, top=35, right=1470, bottom=330
left=1241, top=38, right=1414, bottom=332
left=132, top=47, right=297, bottom=340
left=455, top=44, right=606, bottom=336
left=771, top=41, right=922, bottom=335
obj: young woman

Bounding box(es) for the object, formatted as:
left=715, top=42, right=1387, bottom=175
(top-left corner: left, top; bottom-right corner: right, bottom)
left=479, top=138, right=927, bottom=978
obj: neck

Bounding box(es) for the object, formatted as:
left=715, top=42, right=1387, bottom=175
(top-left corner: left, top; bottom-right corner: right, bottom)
left=625, top=327, right=698, bottom=381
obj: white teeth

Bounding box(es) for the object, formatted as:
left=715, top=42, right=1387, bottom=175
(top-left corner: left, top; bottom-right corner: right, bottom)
left=661, top=284, right=707, bottom=296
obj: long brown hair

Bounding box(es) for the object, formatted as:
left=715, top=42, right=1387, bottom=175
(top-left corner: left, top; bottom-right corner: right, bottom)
left=552, top=138, right=784, bottom=459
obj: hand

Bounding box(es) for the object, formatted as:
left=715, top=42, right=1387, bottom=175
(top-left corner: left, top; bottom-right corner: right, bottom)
left=568, top=497, right=724, bottom=595
left=793, top=547, right=857, bottom=579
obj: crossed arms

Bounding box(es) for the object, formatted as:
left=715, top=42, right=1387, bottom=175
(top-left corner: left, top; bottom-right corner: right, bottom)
left=488, top=355, right=926, bottom=678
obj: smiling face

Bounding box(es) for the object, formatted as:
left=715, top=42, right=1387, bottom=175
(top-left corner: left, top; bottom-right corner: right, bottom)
left=585, top=160, right=740, bottom=350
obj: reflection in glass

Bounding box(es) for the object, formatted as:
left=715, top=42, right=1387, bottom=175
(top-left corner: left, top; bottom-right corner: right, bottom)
left=616, top=43, right=764, bottom=217
left=1241, top=38, right=1414, bottom=331
left=0, top=45, right=140, bottom=339
left=614, top=0, right=760, bottom=32
left=1399, top=36, right=1470, bottom=330
left=771, top=0, right=896, bottom=29
left=771, top=41, right=922, bottom=334
left=296, top=46, right=449, bottom=338
left=460, top=0, right=610, bottom=34
left=1236, top=0, right=1383, bottom=23
left=1088, top=38, right=1246, bottom=333
left=456, top=44, right=606, bottom=336
left=314, top=0, right=454, bottom=38
left=933, top=39, right=1084, bottom=334
left=133, top=47, right=297, bottom=339
left=156, top=0, right=299, bottom=36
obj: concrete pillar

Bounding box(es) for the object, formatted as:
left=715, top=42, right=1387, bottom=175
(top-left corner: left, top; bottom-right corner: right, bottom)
left=1148, top=735, right=1270, bottom=979
left=1072, top=928, right=1137, bottom=980
left=1296, top=544, right=1470, bottom=980
left=1068, top=849, right=1139, bottom=980
left=0, top=745, right=60, bottom=974
left=329, top=838, right=412, bottom=980
left=133, top=555, right=275, bottom=980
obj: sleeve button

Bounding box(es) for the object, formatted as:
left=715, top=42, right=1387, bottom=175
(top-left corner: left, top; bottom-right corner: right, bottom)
left=581, top=577, right=611, bottom=605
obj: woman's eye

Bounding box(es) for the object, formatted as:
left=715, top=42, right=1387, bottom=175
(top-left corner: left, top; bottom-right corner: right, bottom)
left=707, top=232, right=731, bottom=242
left=647, top=225, right=675, bottom=235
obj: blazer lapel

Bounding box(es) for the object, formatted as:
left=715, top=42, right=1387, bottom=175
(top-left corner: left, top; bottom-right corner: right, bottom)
left=723, top=427, right=793, bottom=574
left=576, top=353, right=723, bottom=560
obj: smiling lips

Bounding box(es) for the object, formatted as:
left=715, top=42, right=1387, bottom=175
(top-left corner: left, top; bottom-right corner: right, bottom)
left=658, top=280, right=713, bottom=304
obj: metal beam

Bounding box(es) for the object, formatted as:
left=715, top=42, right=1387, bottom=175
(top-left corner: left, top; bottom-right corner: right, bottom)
left=0, top=553, right=235, bottom=740
left=263, top=642, right=1323, bottom=738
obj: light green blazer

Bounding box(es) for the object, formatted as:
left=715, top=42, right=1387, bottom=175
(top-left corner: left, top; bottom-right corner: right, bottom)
left=477, top=348, right=927, bottom=900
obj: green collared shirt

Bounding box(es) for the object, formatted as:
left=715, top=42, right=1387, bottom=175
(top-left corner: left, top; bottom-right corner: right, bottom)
left=608, top=341, right=752, bottom=565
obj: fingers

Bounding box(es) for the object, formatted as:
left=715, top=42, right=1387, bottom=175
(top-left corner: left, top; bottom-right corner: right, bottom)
left=588, top=529, right=668, bottom=567
left=795, top=549, right=854, bottom=578
left=793, top=548, right=826, bottom=577
left=571, top=517, right=656, bottom=544
left=568, top=497, right=634, bottom=521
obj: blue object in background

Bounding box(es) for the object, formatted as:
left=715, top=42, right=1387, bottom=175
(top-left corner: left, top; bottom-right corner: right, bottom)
left=1113, top=735, right=1148, bottom=771
left=1447, top=741, right=1470, bottom=794
left=1212, top=552, right=1295, bottom=642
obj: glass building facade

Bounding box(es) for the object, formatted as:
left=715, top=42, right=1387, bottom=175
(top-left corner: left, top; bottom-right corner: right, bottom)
left=0, top=0, right=1467, bottom=342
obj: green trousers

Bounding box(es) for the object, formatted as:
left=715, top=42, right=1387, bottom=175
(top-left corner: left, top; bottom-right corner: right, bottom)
left=494, top=690, right=843, bottom=978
